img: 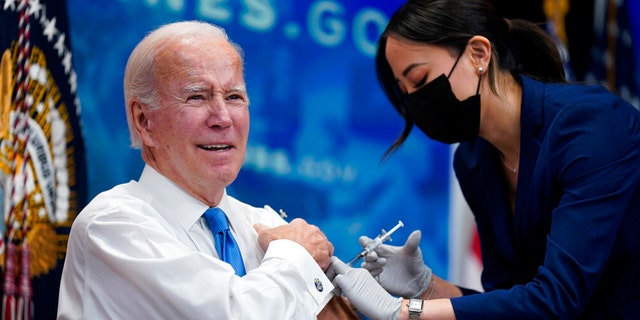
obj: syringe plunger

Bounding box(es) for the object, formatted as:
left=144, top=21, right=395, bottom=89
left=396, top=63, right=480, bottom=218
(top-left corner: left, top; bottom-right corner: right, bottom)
left=346, top=220, right=404, bottom=266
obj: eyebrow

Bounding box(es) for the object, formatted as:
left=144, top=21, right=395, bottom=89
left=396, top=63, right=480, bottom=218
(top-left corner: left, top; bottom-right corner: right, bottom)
left=401, top=62, right=426, bottom=78
left=183, top=85, right=207, bottom=94
left=228, top=85, right=247, bottom=93
left=182, top=85, right=247, bottom=94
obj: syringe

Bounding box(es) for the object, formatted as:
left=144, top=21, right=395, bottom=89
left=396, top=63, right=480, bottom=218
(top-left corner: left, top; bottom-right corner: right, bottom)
left=347, top=220, right=404, bottom=266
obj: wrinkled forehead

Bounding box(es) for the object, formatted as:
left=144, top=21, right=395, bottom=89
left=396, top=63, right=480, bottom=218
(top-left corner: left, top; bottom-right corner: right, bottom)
left=154, top=36, right=241, bottom=75
left=151, top=37, right=245, bottom=99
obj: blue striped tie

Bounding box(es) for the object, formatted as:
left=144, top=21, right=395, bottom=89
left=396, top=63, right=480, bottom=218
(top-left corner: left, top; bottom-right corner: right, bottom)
left=203, top=207, right=246, bottom=276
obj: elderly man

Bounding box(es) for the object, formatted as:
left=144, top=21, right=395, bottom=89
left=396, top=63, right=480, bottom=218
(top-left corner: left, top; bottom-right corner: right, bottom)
left=58, top=21, right=355, bottom=319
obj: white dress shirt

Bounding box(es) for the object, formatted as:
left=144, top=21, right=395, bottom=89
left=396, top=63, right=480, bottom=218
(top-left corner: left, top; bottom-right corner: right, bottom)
left=57, top=165, right=334, bottom=319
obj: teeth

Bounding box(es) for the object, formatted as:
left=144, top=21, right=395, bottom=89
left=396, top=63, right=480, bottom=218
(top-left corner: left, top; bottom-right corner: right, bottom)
left=200, top=144, right=230, bottom=150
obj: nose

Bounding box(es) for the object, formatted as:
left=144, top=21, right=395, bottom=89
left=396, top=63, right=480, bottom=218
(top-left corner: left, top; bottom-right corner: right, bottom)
left=206, top=97, right=232, bottom=128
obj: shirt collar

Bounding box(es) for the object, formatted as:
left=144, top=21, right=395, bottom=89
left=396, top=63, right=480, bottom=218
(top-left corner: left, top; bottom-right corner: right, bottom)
left=138, top=165, right=232, bottom=231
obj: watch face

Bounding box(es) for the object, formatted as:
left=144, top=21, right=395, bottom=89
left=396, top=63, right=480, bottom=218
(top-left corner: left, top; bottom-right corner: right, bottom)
left=409, top=300, right=422, bottom=309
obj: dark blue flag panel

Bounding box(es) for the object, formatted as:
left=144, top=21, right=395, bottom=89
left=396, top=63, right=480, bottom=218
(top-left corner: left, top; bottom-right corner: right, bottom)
left=0, top=0, right=87, bottom=319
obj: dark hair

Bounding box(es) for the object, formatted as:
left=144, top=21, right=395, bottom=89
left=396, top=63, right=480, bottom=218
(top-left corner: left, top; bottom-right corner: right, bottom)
left=378, top=0, right=566, bottom=158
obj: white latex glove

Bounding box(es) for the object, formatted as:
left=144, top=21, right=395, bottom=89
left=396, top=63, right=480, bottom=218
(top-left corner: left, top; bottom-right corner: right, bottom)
left=328, top=256, right=402, bottom=320
left=360, top=230, right=432, bottom=298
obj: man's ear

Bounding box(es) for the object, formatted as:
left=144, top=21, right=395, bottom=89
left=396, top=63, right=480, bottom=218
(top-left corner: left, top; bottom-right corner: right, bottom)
left=130, top=99, right=156, bottom=147
left=468, top=35, right=492, bottom=71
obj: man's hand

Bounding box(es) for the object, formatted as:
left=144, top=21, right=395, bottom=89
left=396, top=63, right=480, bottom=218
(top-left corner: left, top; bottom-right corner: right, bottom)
left=360, top=230, right=432, bottom=298
left=254, top=218, right=334, bottom=270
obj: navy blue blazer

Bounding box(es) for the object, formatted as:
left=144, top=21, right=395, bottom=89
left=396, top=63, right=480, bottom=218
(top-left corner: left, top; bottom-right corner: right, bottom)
left=449, top=76, right=640, bottom=319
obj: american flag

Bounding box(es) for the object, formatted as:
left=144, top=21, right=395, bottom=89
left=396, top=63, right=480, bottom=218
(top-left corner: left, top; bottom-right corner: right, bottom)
left=585, top=0, right=639, bottom=109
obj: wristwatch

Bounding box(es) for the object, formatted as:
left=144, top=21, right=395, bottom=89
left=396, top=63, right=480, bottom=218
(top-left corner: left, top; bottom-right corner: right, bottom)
left=407, top=299, right=423, bottom=319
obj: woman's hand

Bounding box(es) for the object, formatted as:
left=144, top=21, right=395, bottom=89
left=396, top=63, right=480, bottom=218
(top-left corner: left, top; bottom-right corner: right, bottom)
left=360, top=230, right=432, bottom=298
left=328, top=256, right=402, bottom=320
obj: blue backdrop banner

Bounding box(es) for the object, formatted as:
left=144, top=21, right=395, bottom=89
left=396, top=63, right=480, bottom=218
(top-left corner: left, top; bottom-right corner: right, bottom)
left=66, top=0, right=452, bottom=279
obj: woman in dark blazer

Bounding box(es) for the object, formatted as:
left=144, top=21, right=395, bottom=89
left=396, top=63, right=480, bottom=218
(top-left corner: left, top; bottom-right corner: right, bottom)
left=327, top=0, right=640, bottom=319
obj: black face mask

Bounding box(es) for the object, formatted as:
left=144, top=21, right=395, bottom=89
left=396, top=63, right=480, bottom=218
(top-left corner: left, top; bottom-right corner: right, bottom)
left=405, top=53, right=482, bottom=144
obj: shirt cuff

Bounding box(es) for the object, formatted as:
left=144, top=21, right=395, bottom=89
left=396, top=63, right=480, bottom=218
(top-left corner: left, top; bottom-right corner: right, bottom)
left=263, top=239, right=334, bottom=314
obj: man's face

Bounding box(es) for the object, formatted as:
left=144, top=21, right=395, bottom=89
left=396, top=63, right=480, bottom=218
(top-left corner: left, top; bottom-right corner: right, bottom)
left=141, top=36, right=249, bottom=205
